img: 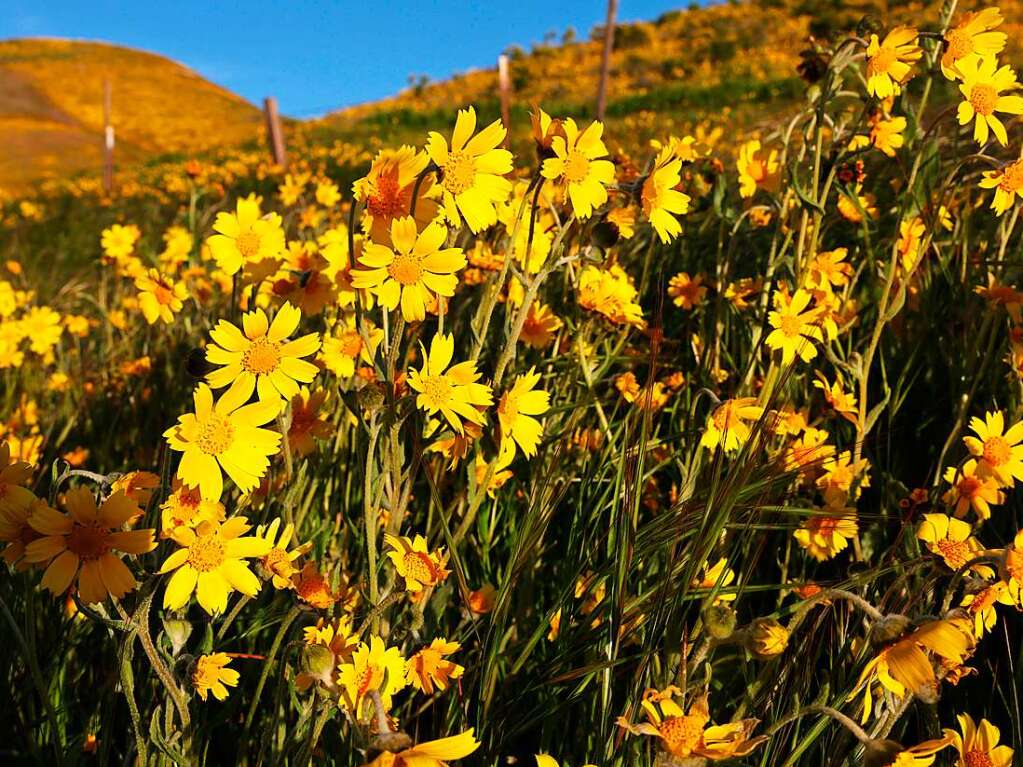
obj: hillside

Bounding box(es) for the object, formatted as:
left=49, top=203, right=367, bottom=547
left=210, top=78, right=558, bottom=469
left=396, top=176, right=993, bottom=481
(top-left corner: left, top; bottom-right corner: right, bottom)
left=0, top=38, right=264, bottom=191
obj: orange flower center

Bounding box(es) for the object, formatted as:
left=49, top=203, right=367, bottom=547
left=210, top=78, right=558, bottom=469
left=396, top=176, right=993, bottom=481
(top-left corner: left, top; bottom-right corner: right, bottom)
left=367, top=168, right=409, bottom=220
left=658, top=715, right=704, bottom=754
left=186, top=532, right=227, bottom=572
left=338, top=330, right=363, bottom=358
left=355, top=663, right=378, bottom=697
left=964, top=751, right=994, bottom=767
left=263, top=547, right=292, bottom=576
left=67, top=522, right=111, bottom=560
left=814, top=517, right=840, bottom=537
left=780, top=313, right=804, bottom=337
left=935, top=539, right=972, bottom=569
left=403, top=550, right=438, bottom=585
left=387, top=252, right=425, bottom=286
left=712, top=403, right=739, bottom=431
left=945, top=29, right=974, bottom=60
left=868, top=47, right=897, bottom=76
left=563, top=150, right=591, bottom=184
left=959, top=476, right=982, bottom=498
left=154, top=281, right=175, bottom=306
left=197, top=415, right=235, bottom=456
left=420, top=375, right=454, bottom=408
left=243, top=338, right=282, bottom=374
left=235, top=230, right=261, bottom=260
left=998, top=160, right=1023, bottom=193
left=982, top=435, right=1011, bottom=466
left=442, top=151, right=476, bottom=195
left=970, top=84, right=999, bottom=116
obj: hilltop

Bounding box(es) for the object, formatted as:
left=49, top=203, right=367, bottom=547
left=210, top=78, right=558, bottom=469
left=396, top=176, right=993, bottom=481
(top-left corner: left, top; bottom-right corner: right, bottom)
left=0, top=38, right=264, bottom=191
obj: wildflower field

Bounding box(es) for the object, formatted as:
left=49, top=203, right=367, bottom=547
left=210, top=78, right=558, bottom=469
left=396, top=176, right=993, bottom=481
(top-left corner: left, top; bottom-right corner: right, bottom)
left=4, top=1, right=1023, bottom=765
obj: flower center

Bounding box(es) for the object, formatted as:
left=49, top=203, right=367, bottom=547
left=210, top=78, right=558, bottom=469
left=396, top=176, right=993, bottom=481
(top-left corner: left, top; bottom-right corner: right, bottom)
left=499, top=393, right=519, bottom=422
left=367, top=169, right=409, bottom=219
left=959, top=476, right=982, bottom=497
left=945, top=29, right=974, bottom=60
left=982, top=436, right=1010, bottom=466
left=999, top=160, right=1023, bottom=193
left=403, top=551, right=438, bottom=584
left=154, top=282, right=175, bottom=305
left=935, top=539, right=972, bottom=569
left=868, top=47, right=897, bottom=76
left=658, top=715, right=704, bottom=753
left=815, top=517, right=840, bottom=537
left=338, top=330, right=363, bottom=358
left=563, top=150, right=591, bottom=184
left=442, top=151, right=476, bottom=195
left=780, top=313, right=804, bottom=337
left=964, top=751, right=994, bottom=767
left=356, top=663, right=379, bottom=697
left=713, top=403, right=738, bottom=431
left=970, top=84, right=998, bottom=116
left=197, top=415, right=235, bottom=456
left=387, top=252, right=425, bottom=286
left=243, top=338, right=282, bottom=375
left=263, top=547, right=292, bottom=576
left=421, top=375, right=454, bottom=408
left=235, top=230, right=261, bottom=260
left=67, top=522, right=110, bottom=560
left=186, top=532, right=227, bottom=572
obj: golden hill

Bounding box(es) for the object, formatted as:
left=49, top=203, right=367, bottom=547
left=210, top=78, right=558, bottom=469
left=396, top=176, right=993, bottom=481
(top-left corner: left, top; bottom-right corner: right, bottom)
left=0, top=38, right=264, bottom=191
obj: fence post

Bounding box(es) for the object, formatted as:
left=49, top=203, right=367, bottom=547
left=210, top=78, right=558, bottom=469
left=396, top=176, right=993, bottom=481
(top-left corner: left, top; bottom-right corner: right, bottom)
left=103, top=78, right=114, bottom=194
left=263, top=97, right=288, bottom=169
left=595, top=0, right=619, bottom=121
left=498, top=54, right=512, bottom=146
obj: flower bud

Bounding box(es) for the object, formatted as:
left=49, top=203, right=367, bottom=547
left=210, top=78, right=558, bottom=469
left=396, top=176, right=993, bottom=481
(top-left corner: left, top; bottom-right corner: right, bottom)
left=747, top=617, right=789, bottom=659
left=868, top=614, right=911, bottom=647
left=702, top=604, right=737, bottom=640
left=162, top=617, right=193, bottom=656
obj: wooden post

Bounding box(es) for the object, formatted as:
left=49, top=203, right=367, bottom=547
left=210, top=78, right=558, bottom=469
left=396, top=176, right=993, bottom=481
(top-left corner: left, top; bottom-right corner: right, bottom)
left=263, top=97, right=288, bottom=169
left=102, top=78, right=114, bottom=194
left=595, top=0, right=618, bottom=121
left=498, top=54, right=511, bottom=147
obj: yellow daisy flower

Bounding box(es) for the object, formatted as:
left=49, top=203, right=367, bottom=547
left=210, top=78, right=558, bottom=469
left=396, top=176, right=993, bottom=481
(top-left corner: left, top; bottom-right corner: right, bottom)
left=385, top=533, right=450, bottom=595
left=405, top=638, right=464, bottom=694
left=426, top=106, right=513, bottom=233
left=979, top=151, right=1023, bottom=216
left=407, top=333, right=493, bottom=433
left=942, top=459, right=1004, bottom=520
left=338, top=635, right=407, bottom=721
left=205, top=302, right=321, bottom=403
left=642, top=148, right=690, bottom=243
left=159, top=516, right=270, bottom=615
left=941, top=8, right=1007, bottom=80
left=134, top=269, right=188, bottom=325
left=206, top=196, right=286, bottom=276
left=192, top=652, right=239, bottom=701
left=915, top=513, right=992, bottom=577
left=736, top=139, right=780, bottom=198
left=865, top=27, right=922, bottom=99
left=354, top=145, right=439, bottom=245
left=163, top=383, right=282, bottom=501
left=254, top=517, right=309, bottom=589
left=766, top=288, right=825, bottom=364
left=667, top=272, right=707, bottom=310
left=577, top=264, right=645, bottom=327
left=794, top=506, right=859, bottom=561
left=160, top=479, right=226, bottom=535
left=320, top=317, right=383, bottom=378
left=944, top=713, right=1014, bottom=767
left=541, top=118, right=616, bottom=220
left=351, top=216, right=465, bottom=322
left=700, top=398, right=764, bottom=453
left=520, top=302, right=563, bottom=349
left=24, top=488, right=155, bottom=604
left=963, top=410, right=1023, bottom=487
left=497, top=367, right=550, bottom=458
left=956, top=56, right=1023, bottom=146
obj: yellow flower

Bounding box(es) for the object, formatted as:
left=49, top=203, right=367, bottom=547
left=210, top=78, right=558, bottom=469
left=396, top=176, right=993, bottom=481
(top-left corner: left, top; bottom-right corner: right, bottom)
left=338, top=635, right=407, bottom=721
left=364, top=730, right=480, bottom=767
left=351, top=216, right=465, bottom=322
left=100, top=224, right=140, bottom=261
left=206, top=196, right=286, bottom=276
left=667, top=272, right=707, bottom=310
left=354, top=146, right=439, bottom=245
left=407, top=333, right=493, bottom=433
left=320, top=317, right=383, bottom=378
left=287, top=387, right=333, bottom=457
left=255, top=517, right=309, bottom=589
left=110, top=471, right=160, bottom=508
left=692, top=557, right=736, bottom=604
left=160, top=479, right=226, bottom=535
left=956, top=56, right=1023, bottom=146
left=865, top=27, right=922, bottom=99
left=385, top=533, right=450, bottom=595
left=315, top=180, right=340, bottom=208
left=427, top=106, right=512, bottom=233
left=134, top=269, right=188, bottom=325
left=205, top=302, right=320, bottom=403
left=736, top=139, right=780, bottom=198
left=642, top=148, right=690, bottom=243
left=963, top=410, right=1023, bottom=487
left=497, top=368, right=550, bottom=458
left=806, top=248, right=854, bottom=292
left=541, top=118, right=615, bottom=220
left=766, top=288, right=824, bottom=364
left=916, top=513, right=993, bottom=577
left=192, top=652, right=239, bottom=701
left=159, top=516, right=270, bottom=615
left=617, top=688, right=765, bottom=760
left=24, top=488, right=155, bottom=604
left=292, top=562, right=344, bottom=609
left=519, top=303, right=563, bottom=349
left=979, top=152, right=1023, bottom=215
left=942, top=459, right=1004, bottom=519
left=0, top=440, right=35, bottom=516
left=700, top=398, right=763, bottom=453
left=577, top=264, right=644, bottom=327
left=747, top=617, right=789, bottom=659
left=405, top=638, right=464, bottom=694
left=850, top=620, right=972, bottom=722
left=944, top=713, right=1014, bottom=767
left=869, top=115, right=907, bottom=157
left=838, top=185, right=878, bottom=222
left=794, top=506, right=858, bottom=561
left=474, top=440, right=515, bottom=498
left=941, top=8, right=1007, bottom=80
left=960, top=581, right=1012, bottom=638
left=163, top=383, right=281, bottom=501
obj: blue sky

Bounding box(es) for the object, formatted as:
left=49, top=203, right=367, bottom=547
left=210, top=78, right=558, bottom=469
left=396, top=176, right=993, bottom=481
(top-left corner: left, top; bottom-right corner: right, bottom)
left=2, top=1, right=688, bottom=118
